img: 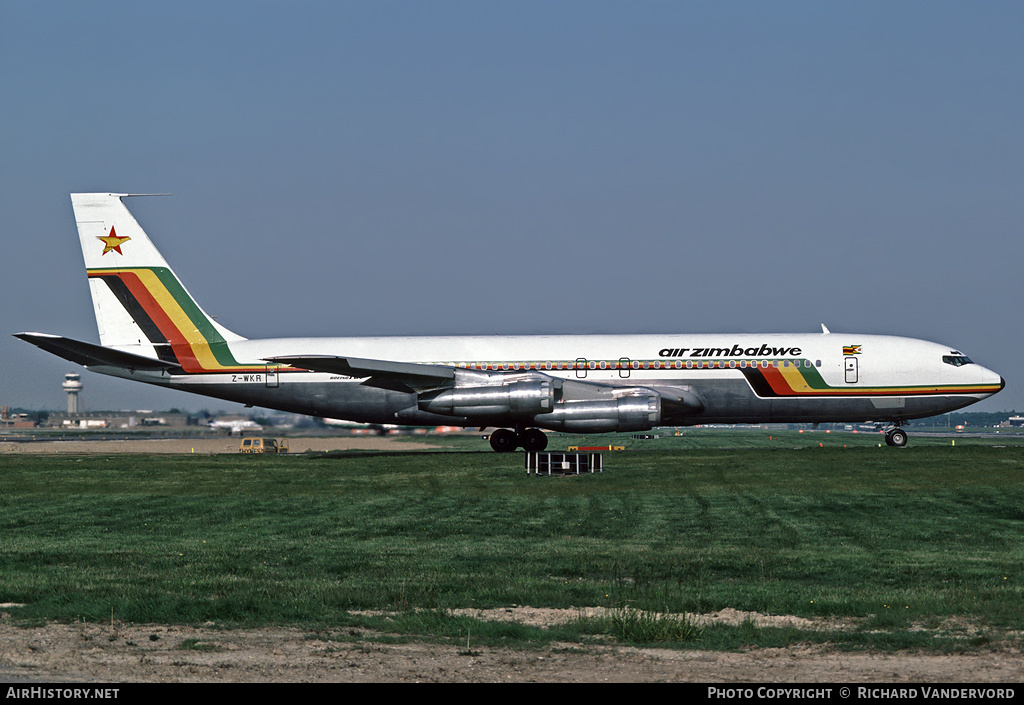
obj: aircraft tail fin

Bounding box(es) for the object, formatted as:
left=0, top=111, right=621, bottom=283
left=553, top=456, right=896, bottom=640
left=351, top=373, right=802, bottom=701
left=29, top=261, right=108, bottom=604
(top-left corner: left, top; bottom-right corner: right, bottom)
left=71, top=193, right=247, bottom=372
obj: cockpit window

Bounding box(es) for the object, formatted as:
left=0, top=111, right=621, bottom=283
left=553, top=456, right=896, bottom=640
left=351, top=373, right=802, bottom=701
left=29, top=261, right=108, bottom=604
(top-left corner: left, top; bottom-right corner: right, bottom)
left=942, top=355, right=973, bottom=367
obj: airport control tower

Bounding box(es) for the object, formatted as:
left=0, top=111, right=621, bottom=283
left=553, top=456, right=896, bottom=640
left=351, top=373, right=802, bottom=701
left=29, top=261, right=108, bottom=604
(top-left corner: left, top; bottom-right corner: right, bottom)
left=62, top=373, right=83, bottom=414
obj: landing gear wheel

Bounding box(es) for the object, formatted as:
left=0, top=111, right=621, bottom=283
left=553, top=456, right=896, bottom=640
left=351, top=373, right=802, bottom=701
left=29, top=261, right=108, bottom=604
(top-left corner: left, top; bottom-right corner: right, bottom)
left=520, top=428, right=548, bottom=453
left=489, top=428, right=518, bottom=453
left=885, top=428, right=908, bottom=447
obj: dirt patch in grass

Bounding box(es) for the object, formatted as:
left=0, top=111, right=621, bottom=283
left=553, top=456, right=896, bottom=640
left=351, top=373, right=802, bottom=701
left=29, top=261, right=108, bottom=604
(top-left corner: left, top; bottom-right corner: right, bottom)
left=1, top=611, right=1020, bottom=683
left=449, top=606, right=850, bottom=631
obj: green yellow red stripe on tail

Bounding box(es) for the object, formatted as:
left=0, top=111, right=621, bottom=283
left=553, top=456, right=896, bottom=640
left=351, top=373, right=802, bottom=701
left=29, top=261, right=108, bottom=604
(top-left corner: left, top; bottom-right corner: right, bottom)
left=87, top=266, right=261, bottom=373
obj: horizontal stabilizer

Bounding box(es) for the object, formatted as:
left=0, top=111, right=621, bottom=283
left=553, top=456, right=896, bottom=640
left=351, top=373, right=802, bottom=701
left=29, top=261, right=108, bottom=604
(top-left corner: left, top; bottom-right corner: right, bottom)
left=266, top=355, right=455, bottom=390
left=14, top=333, right=184, bottom=374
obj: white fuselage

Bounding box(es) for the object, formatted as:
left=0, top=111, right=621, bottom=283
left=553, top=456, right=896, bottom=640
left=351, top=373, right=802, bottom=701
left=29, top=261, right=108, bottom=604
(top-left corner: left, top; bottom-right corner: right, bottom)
left=108, top=332, right=1002, bottom=428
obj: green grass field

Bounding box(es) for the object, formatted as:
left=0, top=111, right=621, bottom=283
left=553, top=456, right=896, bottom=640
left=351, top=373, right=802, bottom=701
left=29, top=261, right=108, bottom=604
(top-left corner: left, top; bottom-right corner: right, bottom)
left=1, top=429, right=1022, bottom=651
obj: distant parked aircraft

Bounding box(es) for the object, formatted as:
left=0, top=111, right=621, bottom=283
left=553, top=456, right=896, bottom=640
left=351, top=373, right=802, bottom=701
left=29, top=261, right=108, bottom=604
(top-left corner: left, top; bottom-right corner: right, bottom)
left=207, top=419, right=263, bottom=435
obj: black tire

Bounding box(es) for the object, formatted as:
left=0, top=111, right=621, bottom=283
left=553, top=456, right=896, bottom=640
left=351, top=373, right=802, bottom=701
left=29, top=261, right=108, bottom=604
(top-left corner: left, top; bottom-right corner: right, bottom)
left=887, top=428, right=908, bottom=447
left=520, top=428, right=548, bottom=453
left=489, top=428, right=518, bottom=453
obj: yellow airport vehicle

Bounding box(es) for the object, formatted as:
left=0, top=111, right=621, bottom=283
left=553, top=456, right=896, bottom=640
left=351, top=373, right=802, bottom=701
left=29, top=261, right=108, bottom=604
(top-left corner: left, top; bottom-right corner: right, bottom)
left=239, top=437, right=289, bottom=454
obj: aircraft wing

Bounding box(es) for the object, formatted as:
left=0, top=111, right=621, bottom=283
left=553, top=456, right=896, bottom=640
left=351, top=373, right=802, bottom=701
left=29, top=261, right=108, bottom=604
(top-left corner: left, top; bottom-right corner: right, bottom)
left=265, top=355, right=455, bottom=391
left=14, top=333, right=185, bottom=374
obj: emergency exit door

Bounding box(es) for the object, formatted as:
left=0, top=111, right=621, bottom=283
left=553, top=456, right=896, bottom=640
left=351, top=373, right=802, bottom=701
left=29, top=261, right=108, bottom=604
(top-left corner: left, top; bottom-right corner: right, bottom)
left=845, top=357, right=859, bottom=383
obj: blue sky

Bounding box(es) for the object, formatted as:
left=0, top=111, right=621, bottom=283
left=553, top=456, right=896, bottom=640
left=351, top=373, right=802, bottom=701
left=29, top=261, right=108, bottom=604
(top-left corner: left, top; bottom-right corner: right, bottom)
left=2, top=1, right=1022, bottom=414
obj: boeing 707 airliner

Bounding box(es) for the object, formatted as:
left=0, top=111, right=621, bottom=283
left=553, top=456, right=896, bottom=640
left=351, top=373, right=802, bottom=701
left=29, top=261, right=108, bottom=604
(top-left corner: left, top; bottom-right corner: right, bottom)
left=16, top=193, right=1004, bottom=451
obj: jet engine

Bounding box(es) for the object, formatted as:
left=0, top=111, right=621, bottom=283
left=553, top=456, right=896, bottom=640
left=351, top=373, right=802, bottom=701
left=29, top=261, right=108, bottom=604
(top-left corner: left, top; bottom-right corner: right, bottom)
left=537, top=394, right=661, bottom=433
left=415, top=370, right=702, bottom=433
left=418, top=378, right=555, bottom=418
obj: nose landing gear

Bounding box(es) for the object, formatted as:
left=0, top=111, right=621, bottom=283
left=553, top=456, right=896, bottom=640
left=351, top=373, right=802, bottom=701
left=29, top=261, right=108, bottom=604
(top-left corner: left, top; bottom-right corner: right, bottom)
left=884, top=425, right=908, bottom=447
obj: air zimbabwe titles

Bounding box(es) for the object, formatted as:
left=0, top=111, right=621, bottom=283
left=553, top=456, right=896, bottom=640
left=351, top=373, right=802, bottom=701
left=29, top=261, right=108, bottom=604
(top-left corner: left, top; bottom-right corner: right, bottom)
left=659, top=344, right=803, bottom=358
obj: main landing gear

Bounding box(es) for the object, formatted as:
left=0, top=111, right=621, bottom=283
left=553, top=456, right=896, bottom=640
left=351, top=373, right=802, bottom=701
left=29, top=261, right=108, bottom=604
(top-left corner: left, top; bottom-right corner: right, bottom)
left=489, top=427, right=548, bottom=453
left=884, top=425, right=908, bottom=447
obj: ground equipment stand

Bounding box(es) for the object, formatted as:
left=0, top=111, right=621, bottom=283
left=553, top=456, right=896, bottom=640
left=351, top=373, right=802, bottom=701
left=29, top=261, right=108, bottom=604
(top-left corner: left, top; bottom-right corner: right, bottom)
left=526, top=451, right=603, bottom=476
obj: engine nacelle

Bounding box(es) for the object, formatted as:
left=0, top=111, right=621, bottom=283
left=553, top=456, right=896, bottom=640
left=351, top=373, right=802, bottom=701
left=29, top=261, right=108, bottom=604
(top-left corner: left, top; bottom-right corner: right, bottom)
left=418, top=379, right=556, bottom=418
left=537, top=394, right=661, bottom=433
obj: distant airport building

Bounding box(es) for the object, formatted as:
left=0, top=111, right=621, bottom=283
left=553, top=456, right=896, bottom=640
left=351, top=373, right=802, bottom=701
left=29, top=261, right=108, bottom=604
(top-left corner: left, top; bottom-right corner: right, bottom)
left=0, top=406, right=36, bottom=429
left=44, top=410, right=195, bottom=430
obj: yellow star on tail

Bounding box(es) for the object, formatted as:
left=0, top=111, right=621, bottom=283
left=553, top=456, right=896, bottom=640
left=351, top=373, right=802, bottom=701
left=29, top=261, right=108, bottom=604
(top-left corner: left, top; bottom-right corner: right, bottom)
left=97, top=226, right=131, bottom=255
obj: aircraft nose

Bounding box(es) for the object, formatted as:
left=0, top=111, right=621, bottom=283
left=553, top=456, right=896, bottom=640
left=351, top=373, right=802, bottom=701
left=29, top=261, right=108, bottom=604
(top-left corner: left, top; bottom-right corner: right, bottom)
left=972, top=365, right=1004, bottom=396
left=990, top=368, right=1005, bottom=390
left=983, top=368, right=1005, bottom=393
